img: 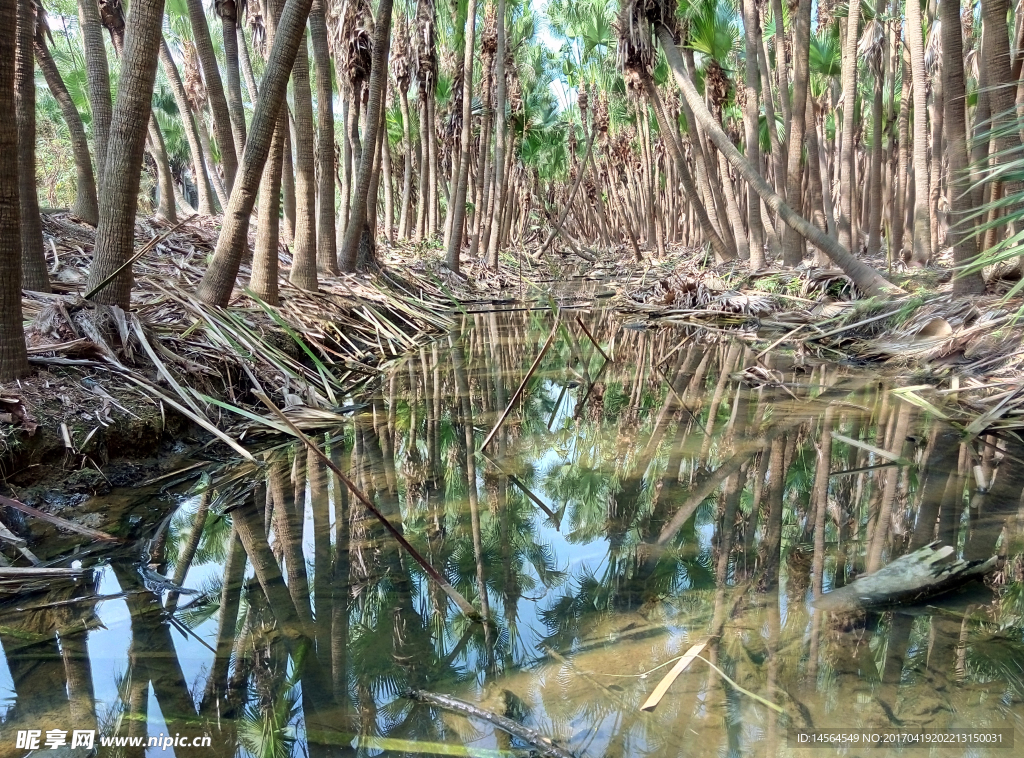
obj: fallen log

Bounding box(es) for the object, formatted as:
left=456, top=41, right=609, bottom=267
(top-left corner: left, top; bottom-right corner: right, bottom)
left=814, top=542, right=996, bottom=613
left=404, top=689, right=576, bottom=758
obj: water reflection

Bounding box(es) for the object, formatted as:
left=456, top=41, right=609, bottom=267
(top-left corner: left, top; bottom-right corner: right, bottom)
left=2, top=310, right=1024, bottom=757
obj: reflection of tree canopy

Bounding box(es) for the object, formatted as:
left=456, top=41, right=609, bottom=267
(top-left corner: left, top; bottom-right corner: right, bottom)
left=2, top=310, right=1023, bottom=757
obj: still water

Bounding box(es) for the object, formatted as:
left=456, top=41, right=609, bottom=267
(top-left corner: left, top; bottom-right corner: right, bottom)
left=1, top=309, right=1023, bottom=757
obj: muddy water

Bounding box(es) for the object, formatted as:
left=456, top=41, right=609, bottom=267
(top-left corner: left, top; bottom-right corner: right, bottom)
left=1, top=309, right=1023, bottom=758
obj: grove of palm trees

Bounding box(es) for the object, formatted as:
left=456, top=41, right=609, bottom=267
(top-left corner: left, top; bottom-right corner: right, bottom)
left=1, top=0, right=1024, bottom=755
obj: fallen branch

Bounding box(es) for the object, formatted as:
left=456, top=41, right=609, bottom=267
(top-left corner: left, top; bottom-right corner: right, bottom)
left=404, top=689, right=576, bottom=758
left=481, top=320, right=560, bottom=450
left=0, top=495, right=120, bottom=542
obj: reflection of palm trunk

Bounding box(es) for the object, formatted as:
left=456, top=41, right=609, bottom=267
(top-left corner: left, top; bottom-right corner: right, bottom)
left=762, top=436, right=787, bottom=583
left=308, top=447, right=332, bottom=672
left=866, top=404, right=913, bottom=573
left=165, top=489, right=210, bottom=610
left=200, top=528, right=245, bottom=716
left=452, top=336, right=491, bottom=624
left=231, top=490, right=307, bottom=641
left=114, top=564, right=207, bottom=757
left=270, top=454, right=316, bottom=631
left=331, top=442, right=351, bottom=704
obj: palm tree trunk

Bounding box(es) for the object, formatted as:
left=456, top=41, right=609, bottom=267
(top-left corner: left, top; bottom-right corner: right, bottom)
left=0, top=0, right=29, bottom=381
left=836, top=0, right=861, bottom=254
left=196, top=0, right=318, bottom=306
left=446, top=0, right=477, bottom=271
left=185, top=0, right=239, bottom=190
left=338, top=0, right=394, bottom=271
left=309, top=0, right=337, bottom=274
left=928, top=54, right=944, bottom=258
left=942, top=0, right=985, bottom=294
left=78, top=0, right=111, bottom=195
left=251, top=111, right=286, bottom=304
left=84, top=0, right=166, bottom=309
left=740, top=0, right=766, bottom=268
left=892, top=43, right=911, bottom=260
left=158, top=39, right=216, bottom=215
left=643, top=75, right=732, bottom=262
left=281, top=114, right=296, bottom=242
left=147, top=115, right=177, bottom=222
left=238, top=22, right=259, bottom=102
left=769, top=0, right=790, bottom=128
left=397, top=88, right=414, bottom=238
left=219, top=2, right=248, bottom=153
left=15, top=0, right=49, bottom=292
left=485, top=0, right=508, bottom=267
left=289, top=32, right=318, bottom=291
left=33, top=25, right=99, bottom=225
left=906, top=0, right=932, bottom=264
left=657, top=23, right=901, bottom=297
left=781, top=0, right=812, bottom=267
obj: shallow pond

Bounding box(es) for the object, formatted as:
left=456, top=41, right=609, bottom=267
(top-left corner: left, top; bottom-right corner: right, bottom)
left=1, top=308, right=1023, bottom=757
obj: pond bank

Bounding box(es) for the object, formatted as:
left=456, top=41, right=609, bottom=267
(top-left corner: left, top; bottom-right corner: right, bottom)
left=3, top=219, right=1023, bottom=508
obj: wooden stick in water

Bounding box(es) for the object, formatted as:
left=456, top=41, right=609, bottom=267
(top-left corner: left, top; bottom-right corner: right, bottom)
left=574, top=315, right=611, bottom=363
left=254, top=393, right=482, bottom=621
left=405, top=689, right=577, bottom=758
left=480, top=320, right=560, bottom=451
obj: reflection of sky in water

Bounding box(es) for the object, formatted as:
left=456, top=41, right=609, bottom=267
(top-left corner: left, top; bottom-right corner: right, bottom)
left=4, top=317, right=1024, bottom=757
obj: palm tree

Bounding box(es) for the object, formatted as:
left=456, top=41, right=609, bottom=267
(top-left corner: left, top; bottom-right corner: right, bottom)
left=654, top=13, right=900, bottom=296
left=33, top=4, right=99, bottom=226
left=338, top=0, right=395, bottom=272
left=15, top=0, right=49, bottom=292
left=84, top=0, right=167, bottom=309
left=309, top=0, right=338, bottom=275
left=835, top=0, right=862, bottom=255
left=217, top=0, right=248, bottom=153
left=485, top=0, right=509, bottom=267
left=184, top=0, right=239, bottom=190
left=158, top=37, right=218, bottom=215
left=905, top=0, right=931, bottom=265
left=780, top=0, right=812, bottom=267
left=77, top=0, right=111, bottom=195
left=0, top=0, right=29, bottom=381
left=445, top=0, right=478, bottom=271
left=288, top=31, right=318, bottom=291
left=197, top=0, right=319, bottom=306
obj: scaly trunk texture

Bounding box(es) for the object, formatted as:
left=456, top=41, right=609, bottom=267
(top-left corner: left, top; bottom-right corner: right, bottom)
left=78, top=0, right=111, bottom=194
left=309, top=0, right=338, bottom=274
left=485, top=0, right=507, bottom=268
left=251, top=115, right=284, bottom=305
left=836, top=0, right=862, bottom=254
left=251, top=0, right=284, bottom=305
left=33, top=20, right=99, bottom=226
left=739, top=0, right=765, bottom=269
left=942, top=0, right=985, bottom=294
left=147, top=115, right=177, bottom=222
left=446, top=0, right=477, bottom=271
left=15, top=0, right=49, bottom=292
left=781, top=0, right=812, bottom=267
left=338, top=0, right=394, bottom=271
left=657, top=23, right=902, bottom=298
left=905, top=0, right=931, bottom=264
left=288, top=32, right=318, bottom=291
left=219, top=0, right=248, bottom=153
left=196, top=0, right=317, bottom=306
left=0, top=0, right=29, bottom=380
left=84, top=0, right=166, bottom=309
left=185, top=0, right=239, bottom=190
